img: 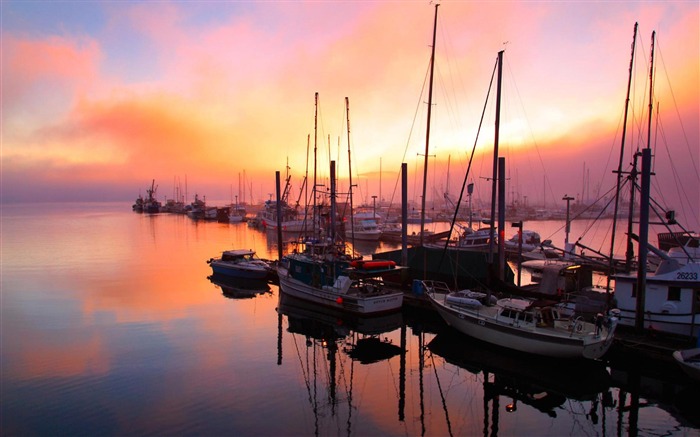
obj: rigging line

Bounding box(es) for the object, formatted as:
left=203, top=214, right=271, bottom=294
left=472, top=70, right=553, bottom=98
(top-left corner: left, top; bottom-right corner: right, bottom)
left=437, top=54, right=498, bottom=273
left=574, top=186, right=621, bottom=253
left=655, top=37, right=699, bottom=180
left=290, top=332, right=315, bottom=409
left=502, top=56, right=563, bottom=209
left=657, top=121, right=698, bottom=225
left=430, top=352, right=454, bottom=437
left=652, top=108, right=700, bottom=227
left=387, top=58, right=432, bottom=216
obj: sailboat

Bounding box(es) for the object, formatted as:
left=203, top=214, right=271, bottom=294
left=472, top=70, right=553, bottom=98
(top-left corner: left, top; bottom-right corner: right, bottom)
left=373, top=4, right=510, bottom=290
left=423, top=38, right=620, bottom=359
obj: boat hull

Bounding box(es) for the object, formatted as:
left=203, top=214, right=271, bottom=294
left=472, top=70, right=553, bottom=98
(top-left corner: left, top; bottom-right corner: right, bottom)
left=209, top=261, right=269, bottom=280
left=277, top=266, right=403, bottom=315
left=429, top=294, right=615, bottom=360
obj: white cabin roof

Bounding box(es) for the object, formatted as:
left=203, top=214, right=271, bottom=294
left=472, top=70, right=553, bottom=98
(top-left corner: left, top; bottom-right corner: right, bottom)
left=222, top=249, right=256, bottom=257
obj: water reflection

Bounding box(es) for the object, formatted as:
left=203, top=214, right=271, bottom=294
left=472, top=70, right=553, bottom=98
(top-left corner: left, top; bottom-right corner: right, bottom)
left=208, top=274, right=271, bottom=299
left=276, top=292, right=405, bottom=436
left=426, top=329, right=699, bottom=436
left=428, top=330, right=611, bottom=431
left=4, top=203, right=699, bottom=436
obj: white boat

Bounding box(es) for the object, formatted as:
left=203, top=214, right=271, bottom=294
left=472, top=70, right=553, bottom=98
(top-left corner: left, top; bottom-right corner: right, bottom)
left=608, top=29, right=700, bottom=340
left=423, top=280, right=618, bottom=360
left=207, top=249, right=273, bottom=280
left=457, top=226, right=493, bottom=250
left=504, top=230, right=542, bottom=252
left=345, top=219, right=382, bottom=241
left=228, top=204, right=247, bottom=223
left=672, top=348, right=700, bottom=381
left=278, top=241, right=403, bottom=315
left=612, top=256, right=700, bottom=338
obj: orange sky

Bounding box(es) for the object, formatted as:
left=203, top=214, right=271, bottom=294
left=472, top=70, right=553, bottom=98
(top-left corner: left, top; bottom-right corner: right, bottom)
left=2, top=1, right=698, bottom=225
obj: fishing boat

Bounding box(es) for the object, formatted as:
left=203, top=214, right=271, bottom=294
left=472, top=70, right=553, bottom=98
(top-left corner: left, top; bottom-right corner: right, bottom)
left=132, top=195, right=144, bottom=212
left=672, top=348, right=700, bottom=381
left=608, top=29, right=700, bottom=339
left=207, top=249, right=273, bottom=280
left=277, top=96, right=404, bottom=316
left=278, top=237, right=404, bottom=315
left=143, top=179, right=161, bottom=213
left=423, top=280, right=619, bottom=359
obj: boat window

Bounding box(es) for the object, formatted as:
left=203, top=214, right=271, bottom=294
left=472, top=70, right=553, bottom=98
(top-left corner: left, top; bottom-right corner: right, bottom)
left=501, top=309, right=518, bottom=320
left=668, top=286, right=681, bottom=302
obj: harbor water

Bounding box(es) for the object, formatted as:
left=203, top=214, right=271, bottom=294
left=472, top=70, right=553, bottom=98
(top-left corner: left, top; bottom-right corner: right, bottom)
left=2, top=202, right=698, bottom=436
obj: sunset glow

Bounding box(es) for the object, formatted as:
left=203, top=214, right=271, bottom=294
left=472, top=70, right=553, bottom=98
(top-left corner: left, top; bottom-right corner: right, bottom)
left=2, top=1, right=698, bottom=225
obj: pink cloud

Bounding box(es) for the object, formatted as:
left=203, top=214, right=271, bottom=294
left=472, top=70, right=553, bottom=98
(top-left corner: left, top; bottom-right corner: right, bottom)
left=2, top=34, right=100, bottom=111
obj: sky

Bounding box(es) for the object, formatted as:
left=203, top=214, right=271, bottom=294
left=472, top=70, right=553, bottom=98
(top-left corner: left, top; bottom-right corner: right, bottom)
left=1, top=1, right=698, bottom=226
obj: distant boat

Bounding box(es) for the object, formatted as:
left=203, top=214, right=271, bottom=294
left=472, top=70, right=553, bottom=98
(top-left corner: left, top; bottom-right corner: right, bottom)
left=186, top=194, right=207, bottom=219
left=207, top=249, right=273, bottom=280
left=345, top=219, right=382, bottom=241
left=406, top=210, right=431, bottom=224
left=423, top=280, right=619, bottom=360
left=143, top=179, right=162, bottom=214
left=228, top=202, right=247, bottom=223
left=504, top=229, right=543, bottom=253
left=439, top=225, right=494, bottom=252
left=132, top=195, right=144, bottom=212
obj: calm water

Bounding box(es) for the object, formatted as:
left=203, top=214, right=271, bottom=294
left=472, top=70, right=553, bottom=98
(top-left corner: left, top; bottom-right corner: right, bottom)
left=2, top=202, right=698, bottom=436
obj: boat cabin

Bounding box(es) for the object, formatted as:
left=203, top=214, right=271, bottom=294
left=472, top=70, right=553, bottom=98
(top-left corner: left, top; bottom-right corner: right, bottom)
left=613, top=261, right=700, bottom=338
left=221, top=249, right=257, bottom=262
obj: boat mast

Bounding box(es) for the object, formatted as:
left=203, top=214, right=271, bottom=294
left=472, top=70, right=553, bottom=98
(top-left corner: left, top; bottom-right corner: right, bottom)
left=313, top=92, right=319, bottom=241
left=608, top=22, right=637, bottom=292
left=488, top=50, right=504, bottom=266
left=419, top=3, right=439, bottom=246
left=346, top=97, right=355, bottom=243
left=635, top=31, right=655, bottom=332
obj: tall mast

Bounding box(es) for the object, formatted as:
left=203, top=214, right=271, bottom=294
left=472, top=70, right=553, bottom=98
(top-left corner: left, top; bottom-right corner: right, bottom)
left=379, top=157, right=382, bottom=206
left=646, top=31, right=655, bottom=153
left=635, top=30, right=655, bottom=332
left=420, top=3, right=439, bottom=246
left=346, top=97, right=355, bottom=242
left=313, top=92, right=319, bottom=240
left=304, top=134, right=310, bottom=230
left=488, top=50, right=504, bottom=265
left=608, top=22, right=637, bottom=287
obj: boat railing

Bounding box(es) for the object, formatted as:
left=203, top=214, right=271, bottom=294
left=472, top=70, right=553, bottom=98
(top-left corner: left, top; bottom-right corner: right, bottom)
left=421, top=280, right=452, bottom=298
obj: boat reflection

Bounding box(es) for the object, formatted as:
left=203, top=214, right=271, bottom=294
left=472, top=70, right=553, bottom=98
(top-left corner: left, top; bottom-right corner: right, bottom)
left=208, top=273, right=271, bottom=299
left=276, top=292, right=404, bottom=435
left=428, top=330, right=612, bottom=423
